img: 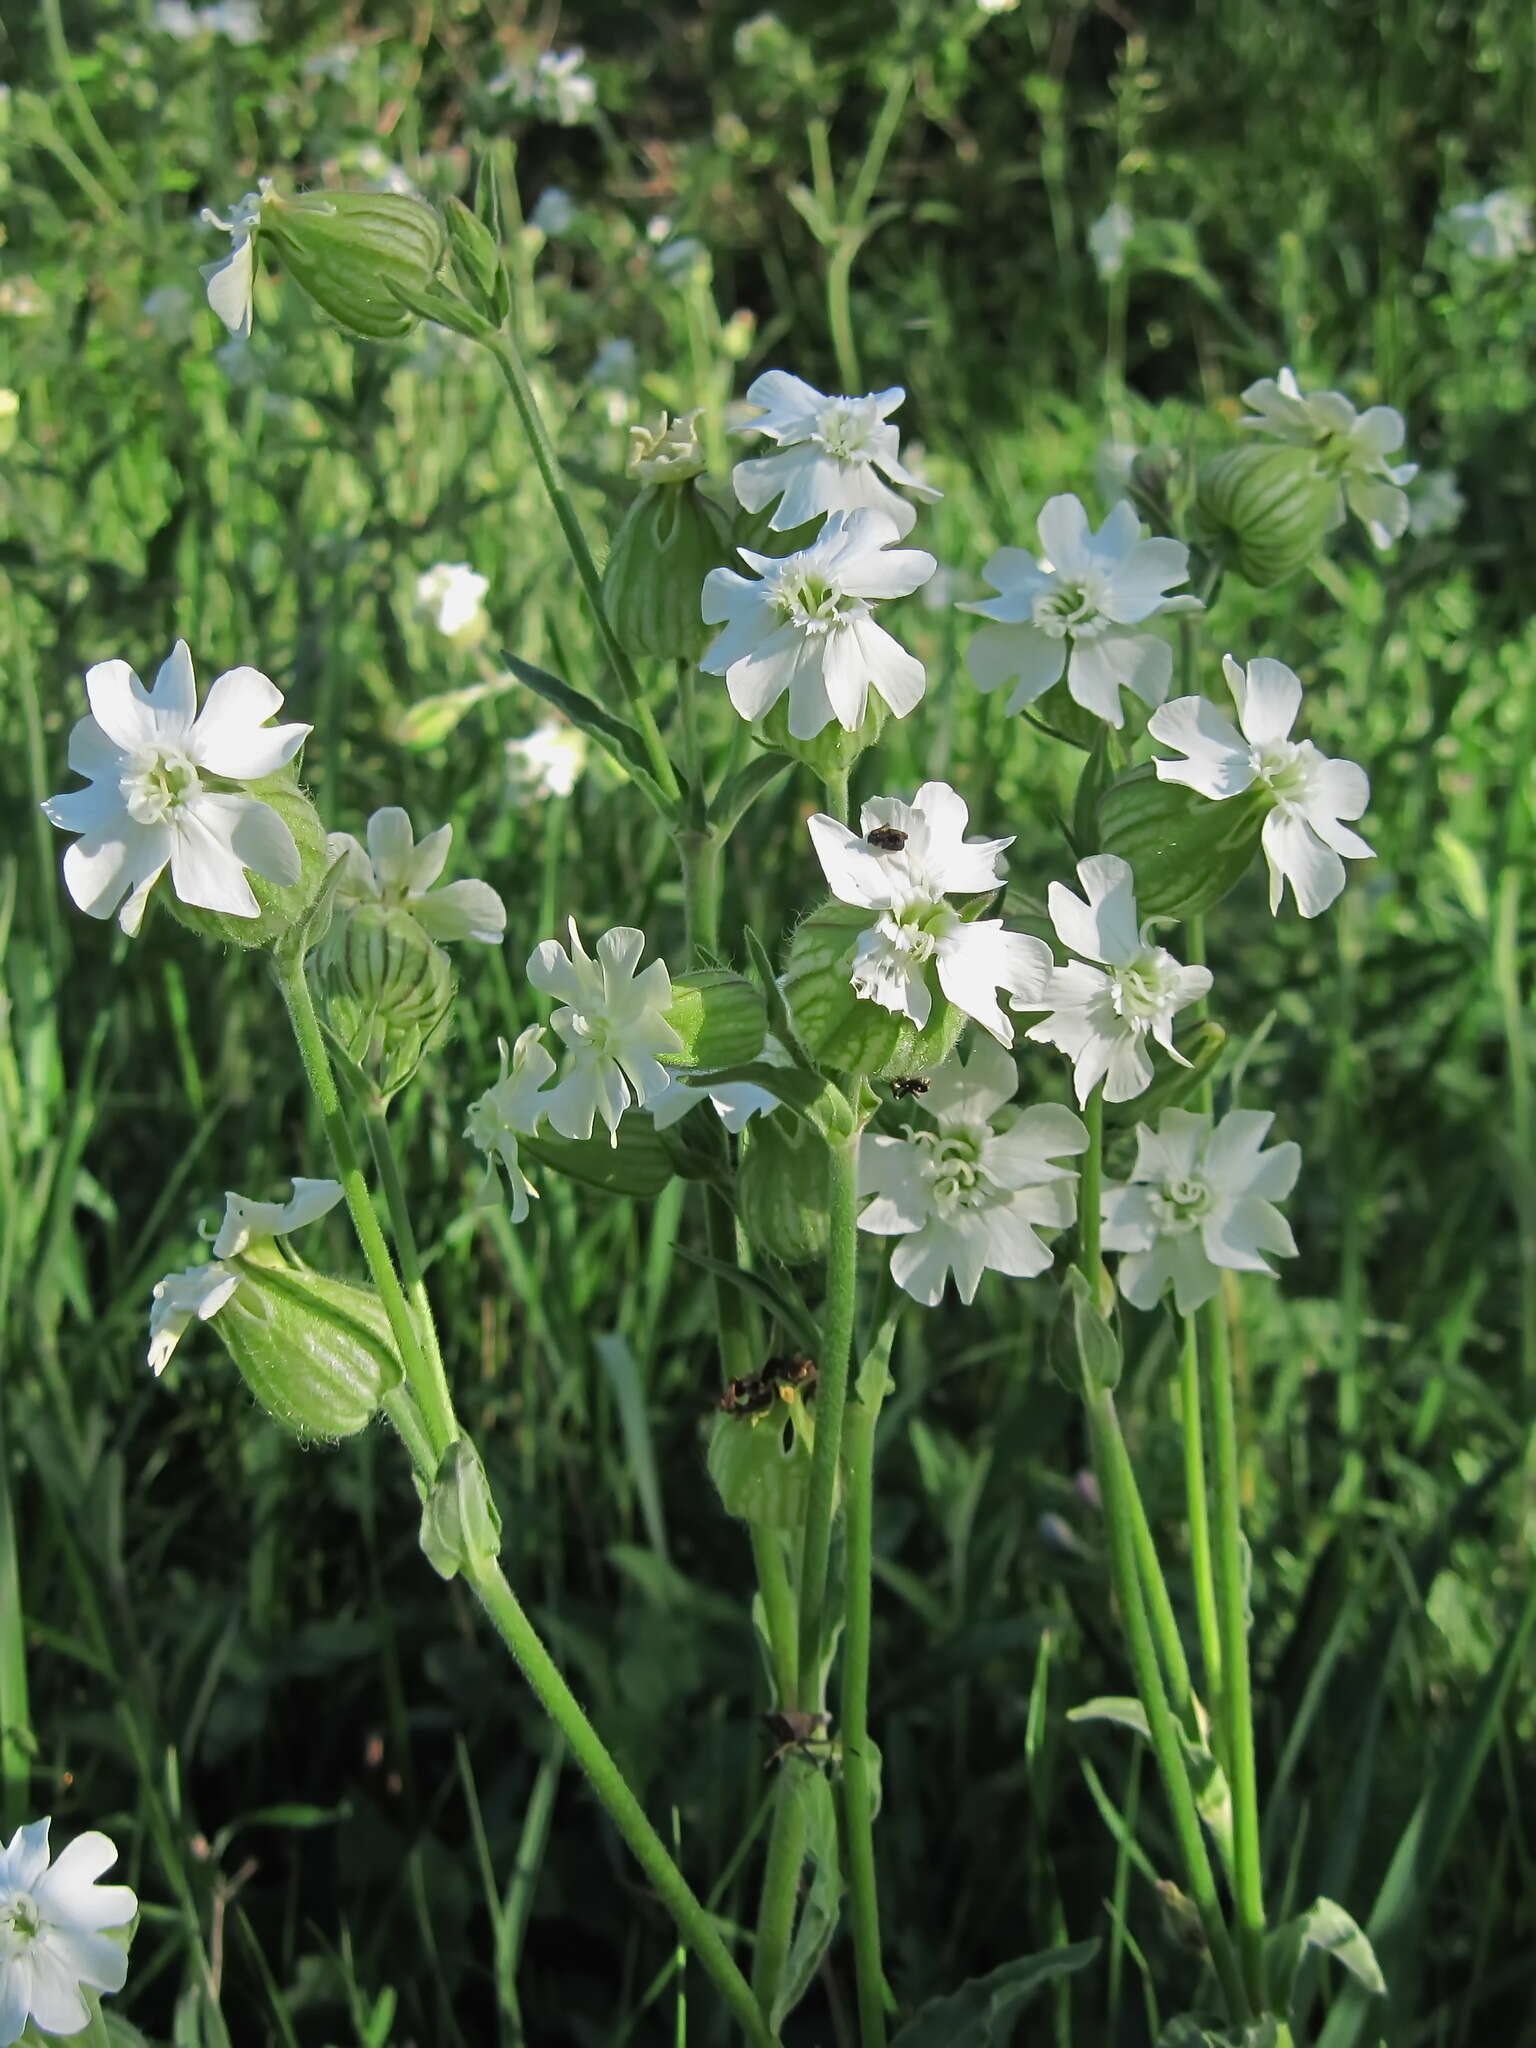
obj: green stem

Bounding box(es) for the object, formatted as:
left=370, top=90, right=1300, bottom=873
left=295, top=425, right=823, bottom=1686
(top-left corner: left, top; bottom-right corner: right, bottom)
left=1120, top=1428, right=1198, bottom=1739
left=821, top=767, right=851, bottom=828
left=273, top=949, right=455, bottom=1460
left=1079, top=1085, right=1104, bottom=1278
left=1204, top=1288, right=1267, bottom=2010
left=364, top=1098, right=456, bottom=1440
left=796, top=1131, right=861, bottom=1697
left=751, top=1528, right=800, bottom=1710
left=1179, top=1312, right=1224, bottom=1712
left=486, top=334, right=681, bottom=806
left=40, top=0, right=136, bottom=205
left=751, top=1769, right=808, bottom=2018
left=841, top=1370, right=891, bottom=2047
left=1085, top=1392, right=1250, bottom=2024
left=0, top=1387, right=32, bottom=1830
left=681, top=831, right=724, bottom=964
left=464, top=1557, right=777, bottom=2048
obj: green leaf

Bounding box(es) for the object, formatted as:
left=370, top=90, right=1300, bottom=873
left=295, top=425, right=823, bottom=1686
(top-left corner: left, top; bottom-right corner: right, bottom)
left=769, top=1769, right=845, bottom=2030
left=1066, top=1695, right=1150, bottom=1739
left=522, top=1122, right=676, bottom=1199
left=710, top=751, right=793, bottom=837
left=1098, top=765, right=1266, bottom=920
left=383, top=271, right=496, bottom=341
left=1049, top=1267, right=1122, bottom=1394
left=1268, top=1897, right=1386, bottom=2009
left=889, top=1939, right=1100, bottom=2046
left=675, top=1247, right=821, bottom=1357
left=498, top=652, right=676, bottom=816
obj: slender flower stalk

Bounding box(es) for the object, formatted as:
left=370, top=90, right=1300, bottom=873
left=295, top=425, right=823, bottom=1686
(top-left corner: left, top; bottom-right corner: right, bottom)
left=796, top=1131, right=863, bottom=1695
left=1178, top=1310, right=1224, bottom=1711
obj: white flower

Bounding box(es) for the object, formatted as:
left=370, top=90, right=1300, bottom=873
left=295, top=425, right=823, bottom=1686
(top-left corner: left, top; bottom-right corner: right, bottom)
left=1094, top=439, right=1141, bottom=504
left=650, top=1037, right=790, bottom=1133
left=198, top=183, right=268, bottom=338
left=1102, top=1108, right=1299, bottom=1312
left=1239, top=367, right=1417, bottom=549
left=43, top=639, right=310, bottom=937
left=1147, top=655, right=1374, bottom=918
left=465, top=1026, right=557, bottom=1222
left=731, top=371, right=942, bottom=539
left=858, top=1035, right=1086, bottom=1306
left=492, top=47, right=597, bottom=125
left=147, top=1179, right=343, bottom=1375
left=1088, top=202, right=1135, bottom=280
left=962, top=495, right=1200, bottom=728
left=701, top=509, right=935, bottom=739
left=505, top=721, right=588, bottom=799
left=1440, top=190, right=1534, bottom=262
left=808, top=782, right=1051, bottom=1045
left=1407, top=468, right=1465, bottom=539
left=1015, top=855, right=1211, bottom=1104
left=529, top=188, right=577, bottom=237
left=415, top=562, right=490, bottom=643
left=527, top=922, right=682, bottom=1143
left=326, top=807, right=505, bottom=945
left=0, top=1817, right=137, bottom=2045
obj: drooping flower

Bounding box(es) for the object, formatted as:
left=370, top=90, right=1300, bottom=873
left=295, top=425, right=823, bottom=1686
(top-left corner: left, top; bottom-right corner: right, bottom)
left=0, top=1817, right=137, bottom=2045
left=148, top=1178, right=343, bottom=1374
left=505, top=721, right=588, bottom=799
left=1015, top=855, right=1211, bottom=1104
left=43, top=639, right=310, bottom=936
left=1147, top=654, right=1374, bottom=918
left=326, top=807, right=506, bottom=945
left=464, top=1026, right=557, bottom=1222
left=1407, top=469, right=1465, bottom=539
left=1238, top=367, right=1417, bottom=550
left=1088, top=202, right=1135, bottom=280
left=962, top=495, right=1200, bottom=728
left=415, top=562, right=490, bottom=644
left=527, top=922, right=682, bottom=1143
left=198, top=182, right=270, bottom=337
left=731, top=371, right=941, bottom=538
left=1102, top=1108, right=1299, bottom=1312
left=808, top=782, right=1051, bottom=1044
left=701, top=509, right=935, bottom=739
left=858, top=1035, right=1086, bottom=1306
left=1439, top=190, right=1534, bottom=262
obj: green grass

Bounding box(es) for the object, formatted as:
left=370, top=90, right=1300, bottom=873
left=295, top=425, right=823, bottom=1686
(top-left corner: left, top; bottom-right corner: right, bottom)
left=2, top=3, right=1535, bottom=2042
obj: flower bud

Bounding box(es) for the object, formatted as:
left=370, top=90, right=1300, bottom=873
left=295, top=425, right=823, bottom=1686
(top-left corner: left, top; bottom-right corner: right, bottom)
left=1097, top=765, right=1267, bottom=919
left=217, top=1256, right=400, bottom=1440
left=707, top=1400, right=816, bottom=1529
left=782, top=902, right=967, bottom=1080
left=417, top=1438, right=502, bottom=1581
left=314, top=902, right=456, bottom=1095
left=442, top=196, right=505, bottom=323
left=738, top=1113, right=831, bottom=1266
left=258, top=187, right=447, bottom=340
left=601, top=445, right=736, bottom=663
left=164, top=774, right=329, bottom=950
left=663, top=970, right=767, bottom=1071
left=755, top=693, right=889, bottom=781
left=1192, top=443, right=1337, bottom=589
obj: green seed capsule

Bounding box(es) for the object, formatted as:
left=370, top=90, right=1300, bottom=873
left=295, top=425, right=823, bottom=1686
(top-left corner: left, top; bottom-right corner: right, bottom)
left=313, top=902, right=456, bottom=1095
left=1097, top=765, right=1267, bottom=919
left=602, top=478, right=737, bottom=663
left=662, top=970, right=768, bottom=1072
left=782, top=901, right=968, bottom=1080
left=218, top=1259, right=400, bottom=1440
left=164, top=774, right=329, bottom=950
left=738, top=1113, right=831, bottom=1267
left=259, top=189, right=447, bottom=341
left=1192, top=443, right=1337, bottom=589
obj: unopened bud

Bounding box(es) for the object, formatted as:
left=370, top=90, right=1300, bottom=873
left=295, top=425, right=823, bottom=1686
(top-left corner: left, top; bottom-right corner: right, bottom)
left=602, top=464, right=736, bottom=662
left=218, top=1255, right=401, bottom=1440
left=417, top=1438, right=502, bottom=1580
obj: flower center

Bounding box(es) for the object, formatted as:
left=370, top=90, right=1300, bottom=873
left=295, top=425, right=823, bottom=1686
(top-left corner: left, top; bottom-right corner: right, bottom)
left=913, top=1127, right=995, bottom=1215
left=813, top=397, right=880, bottom=464
left=1111, top=946, right=1183, bottom=1023
left=1150, top=1174, right=1213, bottom=1233
left=1, top=1888, right=41, bottom=1949
left=1251, top=737, right=1319, bottom=807
left=769, top=564, right=858, bottom=635
left=123, top=745, right=201, bottom=825
left=1032, top=577, right=1109, bottom=640
left=879, top=898, right=956, bottom=964
left=564, top=1007, right=617, bottom=1060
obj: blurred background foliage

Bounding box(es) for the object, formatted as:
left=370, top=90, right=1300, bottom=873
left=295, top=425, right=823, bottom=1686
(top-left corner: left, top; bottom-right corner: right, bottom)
left=1, top=1, right=1535, bottom=2042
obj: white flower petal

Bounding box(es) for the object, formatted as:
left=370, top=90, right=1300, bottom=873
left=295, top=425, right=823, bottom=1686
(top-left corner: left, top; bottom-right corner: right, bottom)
left=1232, top=656, right=1302, bottom=747
left=193, top=665, right=309, bottom=777
left=1262, top=807, right=1345, bottom=917
left=412, top=878, right=507, bottom=945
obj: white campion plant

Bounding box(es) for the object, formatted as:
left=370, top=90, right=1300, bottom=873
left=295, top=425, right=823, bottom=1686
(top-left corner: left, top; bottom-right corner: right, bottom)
left=700, top=509, right=936, bottom=739
left=1101, top=1107, right=1300, bottom=1312
left=0, top=1818, right=138, bottom=2046
left=1016, top=854, right=1211, bottom=1104
left=1239, top=368, right=1417, bottom=550
left=858, top=1035, right=1087, bottom=1306
left=1148, top=654, right=1374, bottom=918
left=808, top=781, right=1051, bottom=1045
left=327, top=806, right=507, bottom=945
left=147, top=1179, right=344, bottom=1373
left=526, top=922, right=682, bottom=1143
left=731, top=371, right=942, bottom=538
left=962, top=495, right=1200, bottom=728
left=42, top=639, right=310, bottom=936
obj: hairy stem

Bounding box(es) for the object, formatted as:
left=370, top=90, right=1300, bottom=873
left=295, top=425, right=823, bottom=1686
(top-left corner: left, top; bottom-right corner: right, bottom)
left=796, top=1131, right=862, bottom=1697
left=1179, top=1310, right=1225, bottom=1712
left=841, top=1353, right=894, bottom=2047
